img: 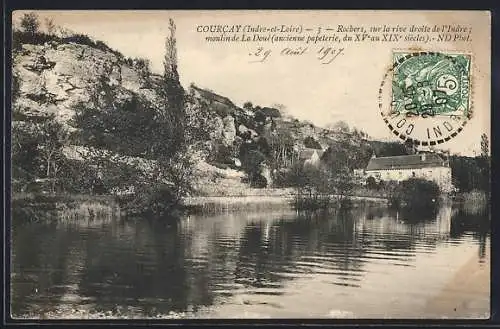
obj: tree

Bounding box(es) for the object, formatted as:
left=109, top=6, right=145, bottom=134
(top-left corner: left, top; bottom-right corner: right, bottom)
left=134, top=58, right=151, bottom=82
left=329, top=120, right=350, bottom=134
left=243, top=101, right=253, bottom=110
left=374, top=141, right=409, bottom=157
left=160, top=18, right=186, bottom=149
left=366, top=176, right=378, bottom=189
left=44, top=17, right=56, bottom=35
left=304, top=136, right=322, bottom=149
left=391, top=178, right=440, bottom=209
left=331, top=167, right=355, bottom=202
left=238, top=136, right=275, bottom=187
left=12, top=71, right=21, bottom=103
left=287, top=162, right=340, bottom=210
left=12, top=123, right=42, bottom=191
left=72, top=96, right=159, bottom=158
left=449, top=155, right=489, bottom=193
left=480, top=133, right=489, bottom=157
left=121, top=17, right=195, bottom=217
left=323, top=140, right=352, bottom=172
left=404, top=139, right=418, bottom=155
left=272, top=103, right=288, bottom=116
left=267, top=129, right=296, bottom=171
left=37, top=117, right=71, bottom=193
left=163, top=18, right=179, bottom=82
left=253, top=108, right=267, bottom=126
left=20, top=12, right=40, bottom=35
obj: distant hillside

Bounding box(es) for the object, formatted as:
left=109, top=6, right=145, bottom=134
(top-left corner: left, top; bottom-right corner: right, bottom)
left=189, top=84, right=358, bottom=152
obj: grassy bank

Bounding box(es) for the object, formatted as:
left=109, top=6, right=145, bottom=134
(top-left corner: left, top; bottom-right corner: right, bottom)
left=184, top=195, right=294, bottom=213
left=11, top=193, right=120, bottom=224
left=184, top=189, right=389, bottom=213
left=12, top=192, right=117, bottom=203
left=11, top=187, right=393, bottom=220
left=193, top=187, right=296, bottom=197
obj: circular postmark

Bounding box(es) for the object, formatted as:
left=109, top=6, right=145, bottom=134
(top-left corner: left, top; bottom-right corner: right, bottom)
left=378, top=51, right=472, bottom=147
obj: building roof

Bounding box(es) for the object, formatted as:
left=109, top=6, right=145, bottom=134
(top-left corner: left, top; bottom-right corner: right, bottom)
left=366, top=153, right=447, bottom=171
left=299, top=148, right=324, bottom=161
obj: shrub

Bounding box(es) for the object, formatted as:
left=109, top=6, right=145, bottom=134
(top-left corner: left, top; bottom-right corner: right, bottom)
left=119, top=183, right=180, bottom=220
left=12, top=31, right=58, bottom=52
left=366, top=176, right=378, bottom=189
left=208, top=143, right=234, bottom=165
left=12, top=30, right=124, bottom=58
left=57, top=159, right=99, bottom=194
left=304, top=136, right=322, bottom=149
left=390, top=178, right=440, bottom=209
left=62, top=34, right=123, bottom=57
left=20, top=12, right=40, bottom=35
left=272, top=169, right=293, bottom=188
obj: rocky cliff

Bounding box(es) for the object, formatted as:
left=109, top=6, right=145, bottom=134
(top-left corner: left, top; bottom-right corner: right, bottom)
left=13, top=41, right=161, bottom=123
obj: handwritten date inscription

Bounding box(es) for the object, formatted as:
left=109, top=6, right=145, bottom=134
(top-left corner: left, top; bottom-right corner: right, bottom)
left=249, top=46, right=345, bottom=64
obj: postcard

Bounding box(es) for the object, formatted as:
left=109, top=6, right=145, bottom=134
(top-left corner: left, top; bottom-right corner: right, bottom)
left=10, top=10, right=490, bottom=320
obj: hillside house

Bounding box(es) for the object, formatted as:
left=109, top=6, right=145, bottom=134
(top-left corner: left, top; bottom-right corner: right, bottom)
left=299, top=148, right=325, bottom=167
left=356, top=152, right=453, bottom=192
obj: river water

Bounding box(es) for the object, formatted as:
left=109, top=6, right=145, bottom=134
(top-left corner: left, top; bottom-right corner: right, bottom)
left=11, top=203, right=490, bottom=319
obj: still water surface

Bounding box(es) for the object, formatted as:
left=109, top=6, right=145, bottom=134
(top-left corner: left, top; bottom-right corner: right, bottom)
left=11, top=204, right=490, bottom=319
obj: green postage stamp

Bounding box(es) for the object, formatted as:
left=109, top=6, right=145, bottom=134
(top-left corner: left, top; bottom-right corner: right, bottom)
left=379, top=51, right=472, bottom=146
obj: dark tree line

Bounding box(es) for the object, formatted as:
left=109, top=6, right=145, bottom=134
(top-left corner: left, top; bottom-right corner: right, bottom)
left=449, top=155, right=490, bottom=193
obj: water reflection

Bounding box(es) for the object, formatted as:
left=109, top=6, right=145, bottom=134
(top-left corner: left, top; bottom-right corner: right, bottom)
left=449, top=206, right=489, bottom=263
left=11, top=203, right=490, bottom=318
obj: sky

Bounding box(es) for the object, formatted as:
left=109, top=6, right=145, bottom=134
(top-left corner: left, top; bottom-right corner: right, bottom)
left=13, top=10, right=491, bottom=156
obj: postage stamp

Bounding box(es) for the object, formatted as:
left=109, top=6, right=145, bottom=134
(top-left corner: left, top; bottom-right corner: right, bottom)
left=378, top=51, right=472, bottom=146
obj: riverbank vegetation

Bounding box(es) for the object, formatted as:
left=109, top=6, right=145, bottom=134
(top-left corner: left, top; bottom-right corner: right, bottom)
left=387, top=178, right=441, bottom=209
left=12, top=193, right=119, bottom=224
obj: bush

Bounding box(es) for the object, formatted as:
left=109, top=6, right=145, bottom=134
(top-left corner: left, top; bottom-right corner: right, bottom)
left=366, top=176, right=378, bottom=189
left=62, top=34, right=123, bottom=57
left=12, top=31, right=58, bottom=52
left=272, top=169, right=294, bottom=188
left=304, top=136, right=322, bottom=149
left=119, top=183, right=180, bottom=219
left=12, top=30, right=124, bottom=58
left=209, top=143, right=234, bottom=165
left=57, top=159, right=99, bottom=194
left=20, top=12, right=40, bottom=34
left=390, top=178, right=440, bottom=209
left=450, top=155, right=490, bottom=193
